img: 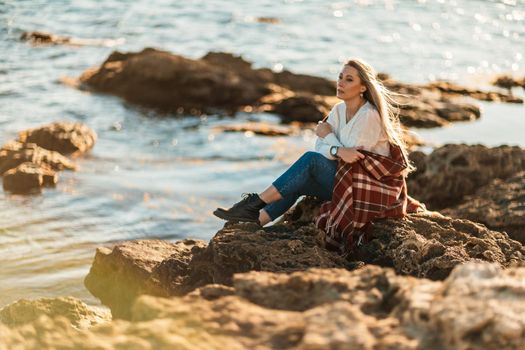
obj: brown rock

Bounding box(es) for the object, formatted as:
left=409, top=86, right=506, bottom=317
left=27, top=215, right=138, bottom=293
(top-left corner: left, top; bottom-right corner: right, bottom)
left=2, top=162, right=57, bottom=194
left=492, top=74, right=525, bottom=90
left=255, top=16, right=281, bottom=24
left=18, top=121, right=97, bottom=155
left=196, top=222, right=348, bottom=286
left=272, top=70, right=336, bottom=96
left=407, top=144, right=525, bottom=209
left=84, top=224, right=348, bottom=319
left=84, top=239, right=207, bottom=319
left=0, top=141, right=76, bottom=175
left=80, top=48, right=272, bottom=114
left=443, top=171, right=525, bottom=243
left=358, top=212, right=525, bottom=280
left=20, top=31, right=70, bottom=45
left=213, top=122, right=298, bottom=136
left=0, top=296, right=109, bottom=329
left=428, top=80, right=524, bottom=103
left=271, top=95, right=328, bottom=123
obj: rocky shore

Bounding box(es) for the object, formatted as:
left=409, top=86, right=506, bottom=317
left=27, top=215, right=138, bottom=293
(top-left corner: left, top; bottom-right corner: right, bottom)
left=2, top=45, right=524, bottom=349
left=1, top=209, right=524, bottom=349
left=2, top=143, right=525, bottom=349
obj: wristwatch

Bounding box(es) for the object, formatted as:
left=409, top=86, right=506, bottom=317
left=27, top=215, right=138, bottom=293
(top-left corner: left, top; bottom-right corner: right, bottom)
left=330, top=145, right=339, bottom=158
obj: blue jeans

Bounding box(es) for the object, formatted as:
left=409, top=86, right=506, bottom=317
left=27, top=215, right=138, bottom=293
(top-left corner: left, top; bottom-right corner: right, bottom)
left=264, top=151, right=337, bottom=220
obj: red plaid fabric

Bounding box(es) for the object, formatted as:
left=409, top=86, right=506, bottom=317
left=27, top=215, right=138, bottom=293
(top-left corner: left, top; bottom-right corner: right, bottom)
left=315, top=144, right=423, bottom=255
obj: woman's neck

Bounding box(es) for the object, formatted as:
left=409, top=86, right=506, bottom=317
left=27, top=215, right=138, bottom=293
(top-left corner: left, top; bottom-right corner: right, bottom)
left=344, top=97, right=366, bottom=121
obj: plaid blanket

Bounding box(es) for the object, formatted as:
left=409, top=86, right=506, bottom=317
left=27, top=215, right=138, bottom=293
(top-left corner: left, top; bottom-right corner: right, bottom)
left=314, top=144, right=423, bottom=255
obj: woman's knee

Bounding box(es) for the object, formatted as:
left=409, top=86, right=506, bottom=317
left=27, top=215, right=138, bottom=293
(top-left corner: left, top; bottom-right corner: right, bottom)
left=300, top=151, right=324, bottom=166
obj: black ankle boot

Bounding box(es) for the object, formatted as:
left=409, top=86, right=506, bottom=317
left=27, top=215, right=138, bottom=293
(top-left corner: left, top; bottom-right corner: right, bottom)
left=213, top=193, right=266, bottom=224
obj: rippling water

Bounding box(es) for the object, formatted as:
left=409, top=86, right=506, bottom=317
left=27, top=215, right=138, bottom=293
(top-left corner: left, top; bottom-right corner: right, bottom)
left=0, top=0, right=524, bottom=307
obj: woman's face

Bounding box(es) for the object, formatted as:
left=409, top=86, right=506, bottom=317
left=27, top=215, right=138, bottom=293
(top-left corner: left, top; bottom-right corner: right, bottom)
left=336, top=65, right=366, bottom=100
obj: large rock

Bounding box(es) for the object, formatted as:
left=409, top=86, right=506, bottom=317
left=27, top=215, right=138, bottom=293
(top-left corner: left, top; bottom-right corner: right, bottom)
left=18, top=121, right=97, bottom=155
left=408, top=144, right=525, bottom=209
left=0, top=296, right=109, bottom=329
left=85, top=224, right=348, bottom=319
left=281, top=198, right=524, bottom=280
left=84, top=207, right=524, bottom=319
left=79, top=48, right=272, bottom=114
left=3, top=263, right=525, bottom=350
left=443, top=171, right=525, bottom=243
left=77, top=48, right=490, bottom=128
left=84, top=239, right=206, bottom=319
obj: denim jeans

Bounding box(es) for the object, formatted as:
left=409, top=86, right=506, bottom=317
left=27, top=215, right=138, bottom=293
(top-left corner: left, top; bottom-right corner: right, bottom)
left=264, top=151, right=337, bottom=220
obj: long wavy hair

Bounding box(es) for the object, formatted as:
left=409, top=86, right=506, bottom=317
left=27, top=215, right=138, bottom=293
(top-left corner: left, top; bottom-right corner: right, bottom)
left=345, top=58, right=415, bottom=175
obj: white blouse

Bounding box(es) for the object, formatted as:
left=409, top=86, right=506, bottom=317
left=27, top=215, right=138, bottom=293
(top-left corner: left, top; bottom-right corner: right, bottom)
left=314, top=101, right=390, bottom=160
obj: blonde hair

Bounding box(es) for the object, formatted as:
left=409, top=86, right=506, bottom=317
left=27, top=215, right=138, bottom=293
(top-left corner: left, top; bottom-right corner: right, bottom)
left=345, top=58, right=415, bottom=176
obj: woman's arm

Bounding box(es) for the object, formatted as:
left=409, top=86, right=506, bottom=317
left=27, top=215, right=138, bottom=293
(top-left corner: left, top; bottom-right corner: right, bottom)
left=314, top=105, right=344, bottom=159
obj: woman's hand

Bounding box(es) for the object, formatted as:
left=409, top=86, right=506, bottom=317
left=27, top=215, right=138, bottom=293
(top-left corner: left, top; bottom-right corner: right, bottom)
left=315, top=122, right=332, bottom=138
left=337, top=147, right=365, bottom=163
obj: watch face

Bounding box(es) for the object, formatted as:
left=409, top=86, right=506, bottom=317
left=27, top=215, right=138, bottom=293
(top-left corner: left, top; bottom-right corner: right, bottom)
left=330, top=146, right=336, bottom=156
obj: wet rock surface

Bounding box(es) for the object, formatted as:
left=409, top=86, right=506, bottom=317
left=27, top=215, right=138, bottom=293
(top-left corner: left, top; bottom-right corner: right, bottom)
left=3, top=262, right=525, bottom=350
left=77, top=48, right=508, bottom=128
left=407, top=144, right=525, bottom=209
left=443, top=171, right=525, bottom=243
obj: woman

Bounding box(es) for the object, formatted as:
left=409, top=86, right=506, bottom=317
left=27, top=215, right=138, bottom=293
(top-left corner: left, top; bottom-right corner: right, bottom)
left=214, top=58, right=420, bottom=250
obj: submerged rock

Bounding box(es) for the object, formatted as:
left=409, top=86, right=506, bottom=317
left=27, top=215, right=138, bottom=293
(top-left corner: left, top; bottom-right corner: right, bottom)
left=213, top=122, right=299, bottom=136
left=2, top=162, right=57, bottom=194
left=443, top=171, right=525, bottom=243
left=21, top=31, right=123, bottom=47
left=20, top=31, right=71, bottom=45
left=3, top=263, right=525, bottom=350
left=0, top=141, right=76, bottom=175
left=408, top=144, right=525, bottom=209
left=0, top=296, right=109, bottom=329
left=18, top=121, right=97, bottom=155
